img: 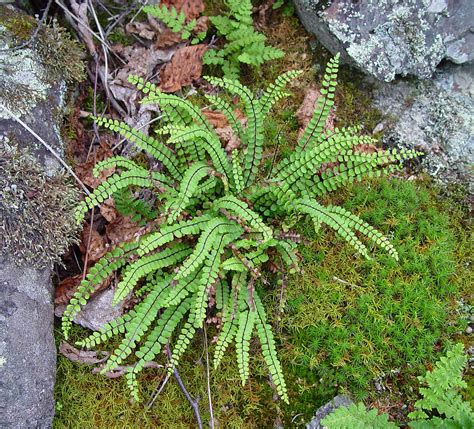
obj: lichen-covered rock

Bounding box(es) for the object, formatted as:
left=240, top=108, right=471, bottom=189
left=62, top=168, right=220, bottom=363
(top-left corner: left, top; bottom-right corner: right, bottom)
left=0, top=6, right=83, bottom=428
left=372, top=62, right=473, bottom=190
left=293, top=0, right=473, bottom=81
left=306, top=395, right=354, bottom=428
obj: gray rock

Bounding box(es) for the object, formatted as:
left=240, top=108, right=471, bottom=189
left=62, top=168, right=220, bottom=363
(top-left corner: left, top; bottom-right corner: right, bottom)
left=293, top=0, right=474, bottom=81
left=0, top=6, right=74, bottom=428
left=371, top=62, right=473, bottom=190
left=306, top=395, right=354, bottom=429
left=0, top=259, right=56, bottom=429
left=55, top=288, right=126, bottom=332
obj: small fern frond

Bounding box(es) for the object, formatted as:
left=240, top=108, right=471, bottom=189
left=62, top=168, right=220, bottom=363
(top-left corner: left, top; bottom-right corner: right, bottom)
left=138, top=214, right=213, bottom=256
left=235, top=307, right=256, bottom=385
left=258, top=70, right=303, bottom=117
left=94, top=116, right=182, bottom=180
left=254, top=291, right=288, bottom=403
left=175, top=218, right=240, bottom=281
left=76, top=313, right=132, bottom=349
left=101, top=278, right=171, bottom=372
left=61, top=241, right=139, bottom=338
left=296, top=199, right=371, bottom=259
left=214, top=195, right=273, bottom=241
left=92, top=156, right=145, bottom=178
left=113, top=244, right=191, bottom=305
left=143, top=5, right=186, bottom=33
left=165, top=162, right=210, bottom=223
left=297, top=53, right=340, bottom=150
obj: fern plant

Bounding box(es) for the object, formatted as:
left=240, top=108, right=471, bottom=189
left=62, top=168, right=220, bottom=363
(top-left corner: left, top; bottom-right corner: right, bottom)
left=321, top=344, right=474, bottom=429
left=63, top=54, right=420, bottom=403
left=143, top=4, right=206, bottom=44
left=203, top=0, right=284, bottom=78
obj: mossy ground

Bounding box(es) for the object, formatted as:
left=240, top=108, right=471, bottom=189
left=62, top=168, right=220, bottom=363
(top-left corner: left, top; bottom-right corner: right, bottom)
left=54, top=176, right=472, bottom=428
left=54, top=3, right=472, bottom=427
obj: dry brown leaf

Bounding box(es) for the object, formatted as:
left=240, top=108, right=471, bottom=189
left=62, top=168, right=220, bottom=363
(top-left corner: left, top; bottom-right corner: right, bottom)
left=59, top=341, right=109, bottom=365
left=155, top=28, right=183, bottom=48
left=125, top=21, right=156, bottom=40
left=296, top=87, right=335, bottom=138
left=159, top=44, right=207, bottom=92
left=75, top=139, right=114, bottom=188
left=80, top=223, right=110, bottom=264
left=201, top=109, right=229, bottom=128
left=55, top=274, right=83, bottom=305
left=193, top=15, right=209, bottom=33
left=354, top=143, right=379, bottom=154
left=161, top=0, right=205, bottom=20
left=106, top=216, right=143, bottom=245
left=99, top=197, right=119, bottom=223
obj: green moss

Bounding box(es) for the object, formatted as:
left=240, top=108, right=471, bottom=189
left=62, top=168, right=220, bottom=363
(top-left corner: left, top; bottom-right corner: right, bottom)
left=274, top=177, right=470, bottom=424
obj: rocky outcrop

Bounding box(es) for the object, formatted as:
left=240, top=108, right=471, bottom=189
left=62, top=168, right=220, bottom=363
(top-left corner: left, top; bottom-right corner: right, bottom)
left=0, top=6, right=82, bottom=428
left=372, top=62, right=473, bottom=190
left=293, top=0, right=473, bottom=81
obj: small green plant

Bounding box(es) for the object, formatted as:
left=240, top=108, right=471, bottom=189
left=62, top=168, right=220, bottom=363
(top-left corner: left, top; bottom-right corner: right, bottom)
left=321, top=344, right=474, bottom=428
left=63, top=55, right=419, bottom=403
left=204, top=0, right=284, bottom=78
left=143, top=4, right=207, bottom=44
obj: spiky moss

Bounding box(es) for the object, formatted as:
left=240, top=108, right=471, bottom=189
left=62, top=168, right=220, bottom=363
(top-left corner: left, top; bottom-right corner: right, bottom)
left=0, top=143, right=80, bottom=268
left=271, top=176, right=471, bottom=425
left=54, top=325, right=280, bottom=428
left=0, top=5, right=85, bottom=84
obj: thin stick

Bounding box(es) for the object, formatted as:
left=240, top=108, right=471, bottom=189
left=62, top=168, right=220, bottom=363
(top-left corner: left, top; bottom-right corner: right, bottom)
left=54, top=0, right=125, bottom=64
left=146, top=373, right=171, bottom=408
left=166, top=345, right=203, bottom=429
left=203, top=325, right=215, bottom=429
left=81, top=208, right=94, bottom=280
left=2, top=105, right=90, bottom=195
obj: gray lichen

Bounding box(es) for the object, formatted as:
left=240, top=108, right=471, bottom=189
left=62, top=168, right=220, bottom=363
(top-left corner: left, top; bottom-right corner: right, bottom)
left=0, top=142, right=80, bottom=268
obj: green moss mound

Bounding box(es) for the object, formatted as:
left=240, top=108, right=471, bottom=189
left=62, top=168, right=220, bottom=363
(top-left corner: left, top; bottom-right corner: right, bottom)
left=278, top=177, right=470, bottom=424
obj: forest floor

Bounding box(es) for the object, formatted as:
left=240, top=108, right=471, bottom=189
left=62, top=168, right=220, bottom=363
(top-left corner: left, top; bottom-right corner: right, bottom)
left=51, top=1, right=473, bottom=427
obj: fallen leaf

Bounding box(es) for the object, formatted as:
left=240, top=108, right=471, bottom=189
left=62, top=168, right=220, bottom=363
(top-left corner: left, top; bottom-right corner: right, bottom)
left=155, top=28, right=183, bottom=48
left=75, top=138, right=114, bottom=188
left=159, top=44, right=207, bottom=92
left=80, top=223, right=110, bottom=264
left=55, top=274, right=83, bottom=305
left=296, top=87, right=335, bottom=139
left=99, top=197, right=119, bottom=223
left=193, top=16, right=209, bottom=34
left=59, top=341, right=109, bottom=365
left=106, top=215, right=144, bottom=245
left=161, top=0, right=205, bottom=20
left=125, top=21, right=156, bottom=40
left=201, top=109, right=229, bottom=128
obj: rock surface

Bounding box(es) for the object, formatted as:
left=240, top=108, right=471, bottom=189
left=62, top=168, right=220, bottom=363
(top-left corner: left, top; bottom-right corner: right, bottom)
left=0, top=259, right=56, bottom=429
left=293, top=0, right=474, bottom=81
left=55, top=288, right=126, bottom=332
left=306, top=394, right=354, bottom=428
left=0, top=6, right=72, bottom=428
left=371, top=62, right=473, bottom=190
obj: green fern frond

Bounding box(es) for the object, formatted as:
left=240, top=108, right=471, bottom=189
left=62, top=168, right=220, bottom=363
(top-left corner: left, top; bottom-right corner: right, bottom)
left=61, top=240, right=139, bottom=338
left=113, top=244, right=191, bottom=305
left=94, top=116, right=182, bottom=180
left=258, top=70, right=303, bottom=116
left=321, top=402, right=398, bottom=429
left=113, top=187, right=157, bottom=225
left=296, top=199, right=371, bottom=259
left=253, top=291, right=288, bottom=403
left=101, top=278, right=172, bottom=372
left=297, top=53, right=340, bottom=150
left=235, top=304, right=256, bottom=385
left=165, top=162, right=210, bottom=223
left=214, top=195, right=273, bottom=241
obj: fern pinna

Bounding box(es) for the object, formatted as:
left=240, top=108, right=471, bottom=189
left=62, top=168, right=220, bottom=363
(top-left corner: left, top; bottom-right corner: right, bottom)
left=64, top=54, right=419, bottom=403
